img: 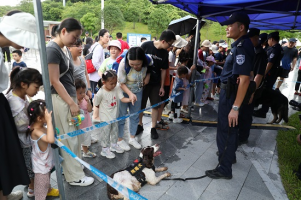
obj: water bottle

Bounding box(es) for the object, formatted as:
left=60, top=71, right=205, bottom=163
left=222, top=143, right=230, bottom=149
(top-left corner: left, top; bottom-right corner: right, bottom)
left=68, top=109, right=85, bottom=126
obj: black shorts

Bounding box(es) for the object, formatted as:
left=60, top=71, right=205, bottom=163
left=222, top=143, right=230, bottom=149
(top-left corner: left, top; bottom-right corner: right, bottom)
left=279, top=68, right=290, bottom=78
left=141, top=84, right=161, bottom=109
left=161, top=86, right=170, bottom=101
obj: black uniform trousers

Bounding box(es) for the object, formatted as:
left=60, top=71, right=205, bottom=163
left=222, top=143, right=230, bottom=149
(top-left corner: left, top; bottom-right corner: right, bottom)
left=216, top=88, right=238, bottom=176
left=260, top=74, right=278, bottom=113
left=238, top=103, right=254, bottom=142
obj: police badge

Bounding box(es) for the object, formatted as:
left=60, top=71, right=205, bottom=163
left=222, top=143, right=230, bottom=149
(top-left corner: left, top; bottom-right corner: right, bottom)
left=270, top=53, right=275, bottom=58
left=236, top=54, right=245, bottom=65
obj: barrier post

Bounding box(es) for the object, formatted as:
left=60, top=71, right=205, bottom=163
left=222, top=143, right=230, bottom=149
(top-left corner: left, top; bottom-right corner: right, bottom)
left=32, top=1, right=66, bottom=199
left=188, top=17, right=201, bottom=118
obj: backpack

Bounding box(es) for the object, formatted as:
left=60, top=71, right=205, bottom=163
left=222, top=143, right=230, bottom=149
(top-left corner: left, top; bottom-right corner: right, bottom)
left=112, top=50, right=153, bottom=75
left=85, top=44, right=99, bottom=74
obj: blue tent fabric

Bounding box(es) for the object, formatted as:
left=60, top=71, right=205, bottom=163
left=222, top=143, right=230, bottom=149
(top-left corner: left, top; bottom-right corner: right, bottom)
left=150, top=0, right=301, bottom=30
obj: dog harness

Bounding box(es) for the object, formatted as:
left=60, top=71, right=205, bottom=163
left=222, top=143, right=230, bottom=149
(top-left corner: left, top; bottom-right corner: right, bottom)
left=126, top=158, right=155, bottom=186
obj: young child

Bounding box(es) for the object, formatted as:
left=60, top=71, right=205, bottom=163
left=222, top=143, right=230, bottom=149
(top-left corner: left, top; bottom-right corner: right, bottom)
left=170, top=66, right=189, bottom=123
left=94, top=70, right=131, bottom=159
left=98, top=40, right=121, bottom=77
left=5, top=67, right=43, bottom=197
left=12, top=50, right=27, bottom=69
left=75, top=79, right=97, bottom=158
left=27, top=100, right=59, bottom=200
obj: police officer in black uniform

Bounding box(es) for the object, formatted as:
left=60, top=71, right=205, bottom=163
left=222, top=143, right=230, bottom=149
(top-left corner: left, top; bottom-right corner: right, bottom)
left=259, top=33, right=269, bottom=52
left=238, top=28, right=267, bottom=144
left=205, top=12, right=255, bottom=179
left=253, top=32, right=283, bottom=118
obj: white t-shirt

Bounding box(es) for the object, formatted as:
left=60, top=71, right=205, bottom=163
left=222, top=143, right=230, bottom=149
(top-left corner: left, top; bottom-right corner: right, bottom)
left=168, top=51, right=176, bottom=76
left=93, top=85, right=124, bottom=121
left=0, top=50, right=8, bottom=93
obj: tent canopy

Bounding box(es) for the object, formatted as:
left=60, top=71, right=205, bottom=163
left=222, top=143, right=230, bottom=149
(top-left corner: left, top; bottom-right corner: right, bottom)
left=150, top=0, right=301, bottom=30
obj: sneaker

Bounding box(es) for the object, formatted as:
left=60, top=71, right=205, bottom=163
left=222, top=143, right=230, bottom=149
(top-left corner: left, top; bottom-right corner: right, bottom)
left=129, top=138, right=142, bottom=149
left=194, top=102, right=205, bottom=107
left=69, top=176, right=94, bottom=186
left=7, top=191, right=23, bottom=200
left=169, top=113, right=174, bottom=120
left=117, top=140, right=131, bottom=151
left=47, top=188, right=59, bottom=197
left=136, top=124, right=144, bottom=136
left=214, top=94, right=219, bottom=101
left=110, top=144, right=124, bottom=153
left=156, top=121, right=169, bottom=130
left=91, top=138, right=98, bottom=144
left=27, top=188, right=34, bottom=197
left=181, top=108, right=188, bottom=113
left=173, top=118, right=183, bottom=123
left=101, top=148, right=116, bottom=159
left=83, top=151, right=97, bottom=158
left=151, top=128, right=159, bottom=139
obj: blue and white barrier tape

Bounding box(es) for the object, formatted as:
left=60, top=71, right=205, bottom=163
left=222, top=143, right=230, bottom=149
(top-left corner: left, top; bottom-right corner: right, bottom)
left=194, top=76, right=220, bottom=82
left=55, top=139, right=147, bottom=200
left=57, top=92, right=181, bottom=140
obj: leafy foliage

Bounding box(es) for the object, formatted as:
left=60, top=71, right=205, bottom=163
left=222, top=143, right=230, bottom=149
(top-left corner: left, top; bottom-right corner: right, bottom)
left=100, top=4, right=125, bottom=34
left=80, top=12, right=98, bottom=35
left=148, top=7, right=171, bottom=38
left=42, top=1, right=63, bottom=21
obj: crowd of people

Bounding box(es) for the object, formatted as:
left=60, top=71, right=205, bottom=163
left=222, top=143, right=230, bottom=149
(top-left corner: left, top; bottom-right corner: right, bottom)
left=1, top=8, right=301, bottom=200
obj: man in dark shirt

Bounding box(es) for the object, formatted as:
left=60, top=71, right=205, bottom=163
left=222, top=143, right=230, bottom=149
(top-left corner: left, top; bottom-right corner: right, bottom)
left=253, top=32, right=283, bottom=118
left=205, top=11, right=254, bottom=180
left=138, top=30, right=176, bottom=139
left=238, top=28, right=266, bottom=144
left=275, top=38, right=298, bottom=90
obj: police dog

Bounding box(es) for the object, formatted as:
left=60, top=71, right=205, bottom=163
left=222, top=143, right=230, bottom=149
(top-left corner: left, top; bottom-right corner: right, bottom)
left=255, top=88, right=289, bottom=124
left=107, top=144, right=170, bottom=200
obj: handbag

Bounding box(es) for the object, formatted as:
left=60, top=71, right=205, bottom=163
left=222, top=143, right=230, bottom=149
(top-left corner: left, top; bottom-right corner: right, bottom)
left=85, top=44, right=99, bottom=74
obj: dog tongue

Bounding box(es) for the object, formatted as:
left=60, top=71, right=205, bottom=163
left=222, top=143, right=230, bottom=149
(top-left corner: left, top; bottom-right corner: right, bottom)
left=153, top=151, right=162, bottom=157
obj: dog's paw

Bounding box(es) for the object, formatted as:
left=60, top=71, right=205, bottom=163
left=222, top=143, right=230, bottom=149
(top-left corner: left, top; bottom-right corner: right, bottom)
left=162, top=167, right=168, bottom=171
left=166, top=172, right=171, bottom=177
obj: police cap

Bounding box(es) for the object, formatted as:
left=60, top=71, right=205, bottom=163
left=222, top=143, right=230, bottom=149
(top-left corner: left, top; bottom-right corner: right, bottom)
left=220, top=11, right=250, bottom=26
left=247, top=28, right=260, bottom=38
left=267, top=32, right=279, bottom=40
left=259, top=33, right=267, bottom=44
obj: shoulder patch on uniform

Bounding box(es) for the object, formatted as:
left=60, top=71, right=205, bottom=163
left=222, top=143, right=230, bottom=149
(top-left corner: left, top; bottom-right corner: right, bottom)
left=270, top=53, right=275, bottom=58
left=236, top=54, right=245, bottom=65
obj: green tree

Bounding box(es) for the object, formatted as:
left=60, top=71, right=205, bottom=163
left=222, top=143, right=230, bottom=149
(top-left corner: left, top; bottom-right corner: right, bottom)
left=80, top=12, right=98, bottom=35
left=17, top=0, right=34, bottom=15
left=100, top=4, right=125, bottom=34
left=62, top=2, right=100, bottom=21
left=148, top=7, right=171, bottom=37
left=42, top=1, right=63, bottom=21
left=124, top=1, right=141, bottom=29
left=0, top=6, right=14, bottom=16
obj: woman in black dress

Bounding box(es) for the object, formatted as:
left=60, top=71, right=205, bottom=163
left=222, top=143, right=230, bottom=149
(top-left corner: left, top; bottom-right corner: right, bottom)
left=0, top=11, right=38, bottom=200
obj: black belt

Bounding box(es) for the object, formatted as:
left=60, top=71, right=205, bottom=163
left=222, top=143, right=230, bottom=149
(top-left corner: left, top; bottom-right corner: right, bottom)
left=220, top=82, right=227, bottom=90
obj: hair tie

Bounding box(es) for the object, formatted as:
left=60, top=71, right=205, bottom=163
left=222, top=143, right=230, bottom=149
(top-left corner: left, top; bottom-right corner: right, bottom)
left=30, top=108, right=34, bottom=111
left=28, top=126, right=30, bottom=128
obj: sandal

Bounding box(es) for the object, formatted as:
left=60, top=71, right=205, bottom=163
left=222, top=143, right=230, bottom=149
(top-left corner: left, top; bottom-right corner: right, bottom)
left=156, top=120, right=169, bottom=130
left=295, top=91, right=299, bottom=95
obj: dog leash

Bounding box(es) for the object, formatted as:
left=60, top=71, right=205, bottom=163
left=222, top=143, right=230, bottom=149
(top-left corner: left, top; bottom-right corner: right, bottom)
left=163, top=128, right=231, bottom=181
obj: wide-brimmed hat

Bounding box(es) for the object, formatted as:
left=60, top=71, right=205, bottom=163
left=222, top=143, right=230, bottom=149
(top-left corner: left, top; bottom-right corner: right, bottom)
left=107, top=40, right=121, bottom=50
left=206, top=55, right=216, bottom=63
left=219, top=42, right=228, bottom=48
left=210, top=45, right=219, bottom=53
left=0, top=12, right=38, bottom=49
left=173, top=35, right=188, bottom=48
left=202, top=40, right=212, bottom=48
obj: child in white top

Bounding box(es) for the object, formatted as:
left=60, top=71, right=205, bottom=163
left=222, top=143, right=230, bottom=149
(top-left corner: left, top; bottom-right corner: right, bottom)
left=27, top=100, right=59, bottom=200
left=94, top=70, right=132, bottom=159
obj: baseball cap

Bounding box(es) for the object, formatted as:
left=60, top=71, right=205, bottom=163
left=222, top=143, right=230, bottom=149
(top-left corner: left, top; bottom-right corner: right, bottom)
left=206, top=55, right=216, bottom=63
left=219, top=42, right=228, bottom=48
left=173, top=35, right=188, bottom=48
left=201, top=40, right=212, bottom=48
left=107, top=40, right=121, bottom=50
left=0, top=12, right=38, bottom=49
left=220, top=11, right=250, bottom=26
left=85, top=31, right=89, bottom=34
left=211, top=45, right=219, bottom=53
left=247, top=28, right=260, bottom=37
left=289, top=38, right=297, bottom=42
left=259, top=33, right=268, bottom=44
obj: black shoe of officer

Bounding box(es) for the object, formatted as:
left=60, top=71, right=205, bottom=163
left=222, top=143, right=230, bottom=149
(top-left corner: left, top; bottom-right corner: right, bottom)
left=136, top=124, right=144, bottom=136
left=205, top=169, right=232, bottom=180
left=216, top=151, right=237, bottom=164
left=151, top=128, right=159, bottom=139
left=253, top=110, right=266, bottom=118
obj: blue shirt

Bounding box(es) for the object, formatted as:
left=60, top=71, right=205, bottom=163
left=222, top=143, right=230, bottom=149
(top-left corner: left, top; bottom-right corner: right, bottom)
left=220, top=35, right=254, bottom=83
left=13, top=61, right=27, bottom=68
left=171, top=76, right=184, bottom=103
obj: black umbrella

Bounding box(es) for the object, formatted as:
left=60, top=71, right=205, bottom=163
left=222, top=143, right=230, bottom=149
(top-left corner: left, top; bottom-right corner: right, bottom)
left=168, top=15, right=206, bottom=36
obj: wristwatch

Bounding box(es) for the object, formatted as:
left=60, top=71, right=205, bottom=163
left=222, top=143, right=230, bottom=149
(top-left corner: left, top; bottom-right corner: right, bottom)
left=232, top=105, right=239, bottom=111
left=87, top=88, right=92, bottom=91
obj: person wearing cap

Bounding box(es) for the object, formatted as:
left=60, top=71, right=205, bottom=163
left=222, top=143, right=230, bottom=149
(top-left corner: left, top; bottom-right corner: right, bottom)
left=253, top=32, right=283, bottom=118
left=0, top=10, right=40, bottom=200
left=116, top=32, right=130, bottom=54
left=259, top=33, right=269, bottom=51
left=281, top=40, right=287, bottom=47
left=98, top=40, right=121, bottom=77
left=276, top=38, right=298, bottom=91
left=237, top=28, right=267, bottom=145
left=82, top=31, right=89, bottom=45
left=205, top=11, right=255, bottom=180
left=138, top=30, right=176, bottom=139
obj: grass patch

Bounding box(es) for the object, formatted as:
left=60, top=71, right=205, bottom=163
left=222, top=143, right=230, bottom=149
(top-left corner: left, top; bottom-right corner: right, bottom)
left=277, top=111, right=301, bottom=200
